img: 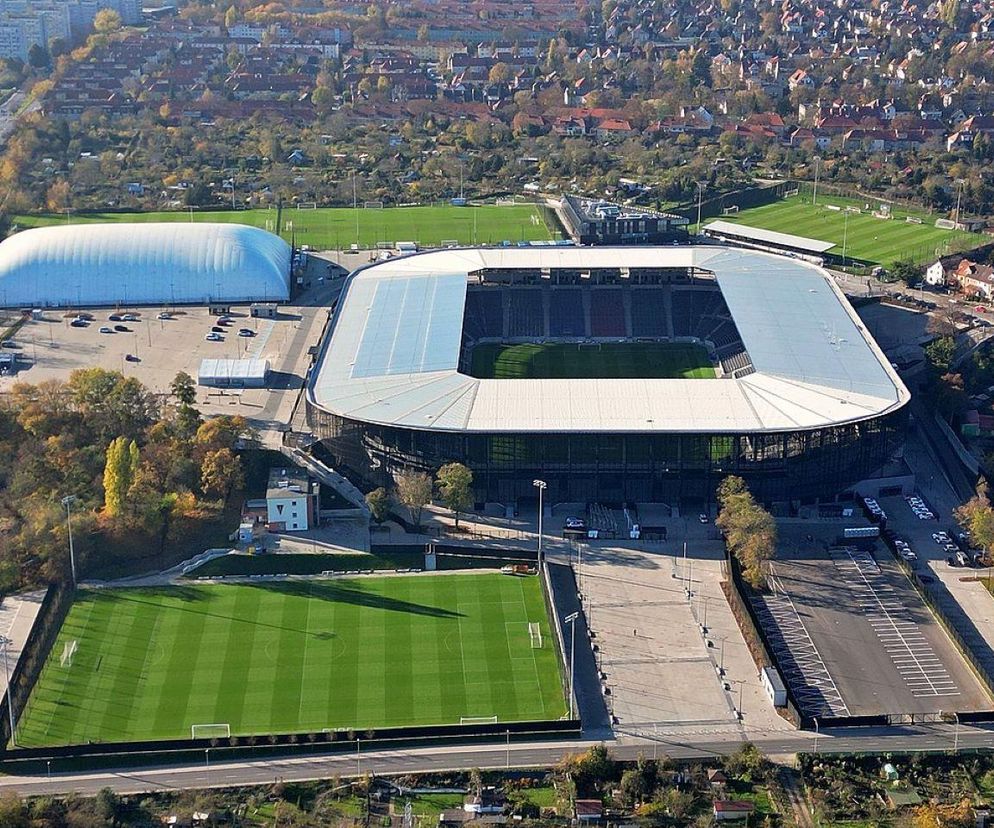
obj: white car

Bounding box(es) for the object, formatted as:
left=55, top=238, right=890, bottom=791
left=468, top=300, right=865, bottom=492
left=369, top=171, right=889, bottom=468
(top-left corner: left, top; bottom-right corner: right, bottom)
left=98, top=326, right=112, bottom=334
left=205, top=332, right=223, bottom=342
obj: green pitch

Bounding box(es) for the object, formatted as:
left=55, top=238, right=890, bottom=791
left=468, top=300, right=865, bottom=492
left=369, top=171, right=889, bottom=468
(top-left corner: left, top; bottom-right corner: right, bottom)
left=11, top=204, right=555, bottom=250
left=15, top=574, right=565, bottom=747
left=710, top=194, right=977, bottom=267
left=469, top=342, right=716, bottom=379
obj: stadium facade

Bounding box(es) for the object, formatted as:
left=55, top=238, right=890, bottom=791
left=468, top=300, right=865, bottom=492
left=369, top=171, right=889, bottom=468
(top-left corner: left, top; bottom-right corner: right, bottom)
left=0, top=223, right=292, bottom=307
left=306, top=247, right=910, bottom=507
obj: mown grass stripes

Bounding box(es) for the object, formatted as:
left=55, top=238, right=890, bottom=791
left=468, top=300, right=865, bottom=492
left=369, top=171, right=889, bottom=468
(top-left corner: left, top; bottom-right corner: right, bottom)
left=471, top=342, right=715, bottom=379
left=15, top=574, right=565, bottom=747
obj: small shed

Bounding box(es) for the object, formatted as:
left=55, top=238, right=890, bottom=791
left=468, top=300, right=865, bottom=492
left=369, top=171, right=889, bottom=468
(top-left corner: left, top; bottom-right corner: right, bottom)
left=574, top=800, right=603, bottom=822
left=198, top=358, right=270, bottom=388
left=707, top=769, right=728, bottom=788
left=713, top=801, right=754, bottom=821
left=761, top=665, right=787, bottom=707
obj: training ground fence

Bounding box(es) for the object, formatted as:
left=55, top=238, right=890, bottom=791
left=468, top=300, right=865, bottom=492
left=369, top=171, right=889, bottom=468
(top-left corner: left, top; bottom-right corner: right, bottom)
left=0, top=581, right=74, bottom=749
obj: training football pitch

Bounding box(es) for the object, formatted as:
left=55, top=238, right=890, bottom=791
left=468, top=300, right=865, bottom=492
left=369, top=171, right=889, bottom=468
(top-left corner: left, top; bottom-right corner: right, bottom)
left=711, top=194, right=977, bottom=267
left=469, top=342, right=716, bottom=379
left=11, top=204, right=556, bottom=250
left=15, top=574, right=566, bottom=747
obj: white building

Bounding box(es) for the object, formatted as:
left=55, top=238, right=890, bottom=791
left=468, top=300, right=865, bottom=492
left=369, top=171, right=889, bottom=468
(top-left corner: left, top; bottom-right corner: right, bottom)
left=266, top=467, right=317, bottom=532
left=198, top=358, right=270, bottom=388
left=925, top=259, right=947, bottom=287
left=0, top=223, right=291, bottom=307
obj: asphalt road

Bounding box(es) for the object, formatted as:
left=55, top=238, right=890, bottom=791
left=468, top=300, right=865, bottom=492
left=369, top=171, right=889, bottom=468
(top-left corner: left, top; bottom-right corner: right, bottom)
left=2, top=725, right=992, bottom=797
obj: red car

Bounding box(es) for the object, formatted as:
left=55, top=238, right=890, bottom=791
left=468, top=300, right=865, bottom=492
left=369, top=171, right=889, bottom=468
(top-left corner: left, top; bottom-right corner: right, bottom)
left=976, top=305, right=987, bottom=313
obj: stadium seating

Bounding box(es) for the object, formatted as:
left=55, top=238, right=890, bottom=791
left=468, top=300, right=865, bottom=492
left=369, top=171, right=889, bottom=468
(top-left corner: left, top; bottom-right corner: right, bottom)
left=508, top=288, right=544, bottom=337
left=631, top=288, right=669, bottom=337
left=549, top=288, right=585, bottom=337
left=463, top=289, right=504, bottom=340
left=590, top=288, right=626, bottom=337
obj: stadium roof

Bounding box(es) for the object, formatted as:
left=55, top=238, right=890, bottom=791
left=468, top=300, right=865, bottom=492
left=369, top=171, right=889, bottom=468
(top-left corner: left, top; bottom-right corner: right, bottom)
left=309, top=246, right=908, bottom=434
left=0, top=223, right=291, bottom=307
left=702, top=220, right=836, bottom=254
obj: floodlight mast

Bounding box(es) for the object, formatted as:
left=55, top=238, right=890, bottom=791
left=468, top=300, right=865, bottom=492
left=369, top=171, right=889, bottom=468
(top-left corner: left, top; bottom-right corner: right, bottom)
left=0, top=635, right=15, bottom=746
left=565, top=611, right=579, bottom=720
left=61, top=495, right=77, bottom=589
left=533, top=479, right=547, bottom=567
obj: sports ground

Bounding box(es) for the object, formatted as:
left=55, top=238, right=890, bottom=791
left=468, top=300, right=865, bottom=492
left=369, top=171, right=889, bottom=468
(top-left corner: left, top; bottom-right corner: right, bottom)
left=10, top=204, right=556, bottom=250
left=712, top=194, right=977, bottom=267
left=15, top=574, right=566, bottom=747
left=469, top=342, right=716, bottom=380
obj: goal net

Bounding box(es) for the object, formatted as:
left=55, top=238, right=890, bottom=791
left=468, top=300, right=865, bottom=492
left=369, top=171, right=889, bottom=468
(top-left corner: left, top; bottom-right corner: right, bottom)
left=441, top=239, right=459, bottom=248
left=784, top=188, right=799, bottom=197
left=529, top=622, right=543, bottom=649
left=363, top=201, right=384, bottom=209
left=191, top=723, right=231, bottom=739
left=722, top=205, right=739, bottom=215
left=60, top=639, right=77, bottom=667
left=460, top=716, right=498, bottom=725
left=297, top=202, right=317, bottom=210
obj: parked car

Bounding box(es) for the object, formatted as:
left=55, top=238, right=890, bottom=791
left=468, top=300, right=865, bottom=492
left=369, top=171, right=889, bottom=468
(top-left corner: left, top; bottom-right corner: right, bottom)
left=99, top=326, right=112, bottom=334
left=108, top=314, right=122, bottom=321
left=211, top=326, right=225, bottom=333
left=205, top=332, right=223, bottom=342
left=122, top=313, right=139, bottom=322
left=238, top=328, right=255, bottom=337
left=125, top=353, right=140, bottom=362
left=113, top=324, right=130, bottom=332
left=564, top=517, right=585, bottom=530
left=157, top=312, right=171, bottom=320
left=70, top=318, right=88, bottom=328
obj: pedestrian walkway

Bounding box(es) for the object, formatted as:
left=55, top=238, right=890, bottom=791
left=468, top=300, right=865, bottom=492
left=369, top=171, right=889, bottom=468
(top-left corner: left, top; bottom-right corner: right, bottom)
left=0, top=590, right=45, bottom=696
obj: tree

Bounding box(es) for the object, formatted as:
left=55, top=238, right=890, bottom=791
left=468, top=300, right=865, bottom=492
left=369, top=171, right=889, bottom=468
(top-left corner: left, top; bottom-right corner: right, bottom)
left=488, top=62, right=511, bottom=84
left=436, top=462, right=473, bottom=528
left=924, top=335, right=956, bottom=374
left=45, top=178, right=70, bottom=213
left=92, top=8, right=122, bottom=34
left=27, top=43, right=49, bottom=69
left=184, top=181, right=214, bottom=206
left=170, top=371, right=197, bottom=406
left=224, top=4, right=238, bottom=29
left=200, top=447, right=243, bottom=500
left=955, top=479, right=994, bottom=556
left=394, top=470, right=432, bottom=527
left=724, top=742, right=769, bottom=780
left=103, top=436, right=138, bottom=518
left=365, top=487, right=389, bottom=523
left=892, top=259, right=922, bottom=286
left=716, top=475, right=777, bottom=590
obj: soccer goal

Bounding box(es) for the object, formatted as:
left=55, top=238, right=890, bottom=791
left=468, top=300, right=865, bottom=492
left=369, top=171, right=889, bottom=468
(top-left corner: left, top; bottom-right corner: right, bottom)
left=363, top=201, right=384, bottom=209
left=60, top=639, right=78, bottom=667
left=784, top=187, right=800, bottom=197
left=297, top=202, right=317, bottom=210
left=528, top=622, right=543, bottom=648
left=191, top=723, right=231, bottom=739
left=441, top=239, right=459, bottom=248
left=460, top=716, right=498, bottom=725
left=496, top=198, right=519, bottom=206
left=722, top=205, right=739, bottom=215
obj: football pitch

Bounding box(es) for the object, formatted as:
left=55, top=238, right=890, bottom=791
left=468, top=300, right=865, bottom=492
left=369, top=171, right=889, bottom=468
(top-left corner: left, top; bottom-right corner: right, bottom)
left=469, top=342, right=716, bottom=379
left=10, top=204, right=556, bottom=250
left=711, top=194, right=977, bottom=267
left=15, top=574, right=566, bottom=747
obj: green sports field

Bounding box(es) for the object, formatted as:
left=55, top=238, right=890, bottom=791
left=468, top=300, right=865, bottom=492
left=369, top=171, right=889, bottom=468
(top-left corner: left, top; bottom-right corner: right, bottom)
left=10, top=204, right=555, bottom=250
left=710, top=194, right=977, bottom=267
left=15, top=574, right=566, bottom=747
left=469, top=342, right=716, bottom=379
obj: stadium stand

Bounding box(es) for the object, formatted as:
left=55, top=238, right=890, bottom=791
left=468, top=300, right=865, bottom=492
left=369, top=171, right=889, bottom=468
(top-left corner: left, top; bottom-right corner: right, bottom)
left=631, top=288, right=669, bottom=337
left=508, top=288, right=545, bottom=337
left=549, top=288, right=585, bottom=336
left=590, top=288, right=626, bottom=337
left=463, top=289, right=504, bottom=340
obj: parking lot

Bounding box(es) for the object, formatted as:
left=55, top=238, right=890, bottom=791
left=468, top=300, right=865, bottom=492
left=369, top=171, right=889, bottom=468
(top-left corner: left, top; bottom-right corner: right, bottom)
left=0, top=256, right=344, bottom=436
left=752, top=541, right=991, bottom=718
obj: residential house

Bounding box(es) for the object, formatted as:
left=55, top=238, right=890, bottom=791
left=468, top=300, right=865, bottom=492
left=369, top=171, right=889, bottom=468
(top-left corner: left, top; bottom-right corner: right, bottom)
left=713, top=801, right=755, bottom=822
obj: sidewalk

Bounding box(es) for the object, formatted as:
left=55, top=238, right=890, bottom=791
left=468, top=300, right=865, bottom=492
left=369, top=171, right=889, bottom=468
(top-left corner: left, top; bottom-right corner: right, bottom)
left=0, top=590, right=45, bottom=696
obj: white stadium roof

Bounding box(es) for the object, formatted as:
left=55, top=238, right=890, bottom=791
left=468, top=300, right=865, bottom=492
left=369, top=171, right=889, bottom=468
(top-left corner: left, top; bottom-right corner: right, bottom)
left=702, top=220, right=836, bottom=254
left=0, top=223, right=291, bottom=307
left=309, top=246, right=909, bottom=434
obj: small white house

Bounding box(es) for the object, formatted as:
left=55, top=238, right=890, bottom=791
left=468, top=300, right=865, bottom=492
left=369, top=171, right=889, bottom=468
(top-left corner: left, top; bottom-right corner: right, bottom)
left=266, top=467, right=318, bottom=532
left=925, top=259, right=947, bottom=287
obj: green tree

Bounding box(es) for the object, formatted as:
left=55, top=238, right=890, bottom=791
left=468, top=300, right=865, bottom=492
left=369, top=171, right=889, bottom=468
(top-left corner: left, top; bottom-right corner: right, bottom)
left=925, top=335, right=956, bottom=374
left=170, top=371, right=196, bottom=406
left=365, top=487, right=389, bottom=523
left=716, top=475, right=777, bottom=590
left=27, top=43, right=49, bottom=68
left=436, top=462, right=473, bottom=528
left=955, top=479, right=994, bottom=558
left=892, top=259, right=922, bottom=286
left=103, top=436, right=138, bottom=518
left=223, top=4, right=238, bottom=28
left=92, top=8, right=122, bottom=34
left=394, top=470, right=432, bottom=527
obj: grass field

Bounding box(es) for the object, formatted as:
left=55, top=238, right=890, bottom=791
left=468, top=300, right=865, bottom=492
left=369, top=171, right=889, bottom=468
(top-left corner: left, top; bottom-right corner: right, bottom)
left=469, top=342, right=716, bottom=379
left=16, top=574, right=565, bottom=747
left=10, top=204, right=556, bottom=250
left=710, top=194, right=978, bottom=268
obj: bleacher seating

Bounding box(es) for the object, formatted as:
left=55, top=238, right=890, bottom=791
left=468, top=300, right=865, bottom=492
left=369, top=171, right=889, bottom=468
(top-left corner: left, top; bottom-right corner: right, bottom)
left=463, top=289, right=504, bottom=339
left=549, top=288, right=585, bottom=336
left=631, top=288, right=669, bottom=337
left=508, top=288, right=544, bottom=337
left=590, top=288, right=626, bottom=337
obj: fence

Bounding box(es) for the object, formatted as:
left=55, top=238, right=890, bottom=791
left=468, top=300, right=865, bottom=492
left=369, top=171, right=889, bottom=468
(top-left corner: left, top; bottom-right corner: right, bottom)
left=672, top=182, right=788, bottom=225
left=721, top=556, right=804, bottom=728
left=541, top=562, right=576, bottom=714
left=0, top=581, right=74, bottom=748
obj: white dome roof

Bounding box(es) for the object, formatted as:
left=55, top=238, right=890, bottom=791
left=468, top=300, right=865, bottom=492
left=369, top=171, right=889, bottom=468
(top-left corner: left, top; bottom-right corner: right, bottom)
left=0, top=222, right=291, bottom=307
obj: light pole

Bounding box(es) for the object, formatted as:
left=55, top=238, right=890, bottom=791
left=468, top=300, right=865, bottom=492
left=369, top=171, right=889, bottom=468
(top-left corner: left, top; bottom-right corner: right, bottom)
left=61, top=495, right=77, bottom=589
left=812, top=156, right=821, bottom=205
left=0, top=636, right=15, bottom=747
left=356, top=737, right=361, bottom=776
left=954, top=178, right=966, bottom=228
left=719, top=637, right=725, bottom=675
left=954, top=713, right=960, bottom=752
left=565, top=611, right=579, bottom=720
left=842, top=209, right=850, bottom=265
left=533, top=479, right=546, bottom=567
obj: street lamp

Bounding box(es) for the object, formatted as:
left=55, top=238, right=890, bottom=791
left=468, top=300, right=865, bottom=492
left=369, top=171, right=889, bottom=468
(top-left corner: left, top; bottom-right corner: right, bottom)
left=812, top=156, right=821, bottom=205
left=533, top=480, right=547, bottom=567
left=565, top=611, right=579, bottom=719
left=61, top=495, right=77, bottom=589
left=0, top=636, right=15, bottom=747
left=954, top=178, right=966, bottom=228
left=813, top=716, right=820, bottom=754
left=695, top=181, right=706, bottom=235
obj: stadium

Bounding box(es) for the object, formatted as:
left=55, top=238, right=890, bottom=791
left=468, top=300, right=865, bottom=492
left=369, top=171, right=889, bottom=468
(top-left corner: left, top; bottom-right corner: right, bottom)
left=306, top=246, right=911, bottom=508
